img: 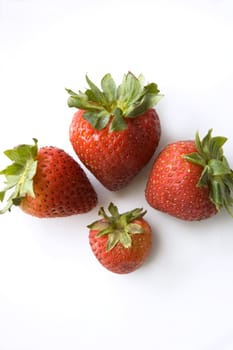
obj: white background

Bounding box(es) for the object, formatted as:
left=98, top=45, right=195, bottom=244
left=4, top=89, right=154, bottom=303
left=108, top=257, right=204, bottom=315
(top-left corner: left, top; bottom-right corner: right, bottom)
left=1, top=0, right=233, bottom=349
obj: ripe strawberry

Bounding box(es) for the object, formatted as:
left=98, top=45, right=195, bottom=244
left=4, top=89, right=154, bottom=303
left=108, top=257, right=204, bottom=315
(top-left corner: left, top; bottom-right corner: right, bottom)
left=145, top=129, right=233, bottom=220
left=0, top=139, right=97, bottom=217
left=66, top=72, right=162, bottom=191
left=88, top=203, right=152, bottom=274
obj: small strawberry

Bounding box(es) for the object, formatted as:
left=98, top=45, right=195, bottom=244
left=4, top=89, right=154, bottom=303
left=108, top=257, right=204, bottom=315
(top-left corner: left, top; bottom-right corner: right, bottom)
left=0, top=139, right=97, bottom=217
left=145, top=129, right=233, bottom=220
left=66, top=72, right=162, bottom=191
left=88, top=203, right=152, bottom=274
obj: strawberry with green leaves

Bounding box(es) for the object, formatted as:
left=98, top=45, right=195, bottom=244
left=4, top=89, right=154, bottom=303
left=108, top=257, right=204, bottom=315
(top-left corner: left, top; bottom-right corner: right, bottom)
left=88, top=203, right=152, bottom=274
left=145, top=129, right=233, bottom=220
left=0, top=139, right=97, bottom=218
left=66, top=72, right=162, bottom=191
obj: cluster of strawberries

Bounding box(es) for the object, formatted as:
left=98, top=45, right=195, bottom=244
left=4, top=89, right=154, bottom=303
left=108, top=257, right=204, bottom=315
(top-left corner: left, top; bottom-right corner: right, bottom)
left=1, top=72, right=233, bottom=274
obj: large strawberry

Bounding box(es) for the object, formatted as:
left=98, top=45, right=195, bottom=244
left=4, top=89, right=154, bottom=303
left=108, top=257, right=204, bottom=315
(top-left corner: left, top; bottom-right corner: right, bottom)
left=0, top=139, right=97, bottom=217
left=145, top=129, right=233, bottom=220
left=88, top=203, right=152, bottom=274
left=66, top=72, right=162, bottom=191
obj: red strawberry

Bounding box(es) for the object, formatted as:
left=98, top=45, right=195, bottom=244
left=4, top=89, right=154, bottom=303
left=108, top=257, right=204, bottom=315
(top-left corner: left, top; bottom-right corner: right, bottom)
left=66, top=72, right=162, bottom=191
left=0, top=139, right=97, bottom=217
left=145, top=129, right=233, bottom=220
left=88, top=203, right=152, bottom=274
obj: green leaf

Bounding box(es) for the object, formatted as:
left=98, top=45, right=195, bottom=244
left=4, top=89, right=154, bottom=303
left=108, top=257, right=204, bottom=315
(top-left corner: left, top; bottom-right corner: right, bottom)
left=98, top=206, right=109, bottom=219
left=85, top=89, right=100, bottom=103
left=183, top=152, right=206, bottom=167
left=67, top=94, right=103, bottom=111
left=85, top=75, right=107, bottom=105
left=107, top=232, right=120, bottom=251
left=144, top=82, right=160, bottom=95
left=197, top=165, right=209, bottom=187
left=83, top=110, right=110, bottom=129
left=117, top=73, right=127, bottom=101
left=208, top=159, right=231, bottom=176
left=127, top=93, right=163, bottom=117
left=223, top=172, right=233, bottom=190
left=108, top=202, right=120, bottom=217
left=222, top=156, right=231, bottom=169
left=0, top=139, right=38, bottom=214
left=96, top=227, right=115, bottom=238
left=201, top=129, right=213, bottom=157
left=87, top=220, right=109, bottom=231
left=124, top=72, right=142, bottom=103
left=125, top=208, right=146, bottom=222
left=21, top=178, right=34, bottom=198
left=127, top=223, right=144, bottom=234
left=3, top=139, right=38, bottom=165
left=209, top=136, right=227, bottom=159
left=65, top=88, right=78, bottom=96
left=2, top=174, right=20, bottom=188
left=110, top=108, right=127, bottom=132
left=101, top=73, right=117, bottom=103
left=194, top=131, right=204, bottom=157
left=119, top=231, right=132, bottom=249
left=117, top=72, right=144, bottom=113
left=0, top=163, right=23, bottom=176
left=210, top=179, right=222, bottom=210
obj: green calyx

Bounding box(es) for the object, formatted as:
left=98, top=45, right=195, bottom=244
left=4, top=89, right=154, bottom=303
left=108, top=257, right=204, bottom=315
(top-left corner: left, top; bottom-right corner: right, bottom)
left=183, top=129, right=233, bottom=217
left=66, top=72, right=163, bottom=131
left=88, top=202, right=147, bottom=251
left=0, top=138, right=38, bottom=214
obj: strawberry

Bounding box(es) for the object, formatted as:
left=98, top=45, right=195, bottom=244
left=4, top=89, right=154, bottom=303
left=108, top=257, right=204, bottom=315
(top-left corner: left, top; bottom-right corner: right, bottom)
left=66, top=72, right=162, bottom=191
left=88, top=203, right=152, bottom=274
left=145, top=129, right=233, bottom=220
left=0, top=139, right=97, bottom=217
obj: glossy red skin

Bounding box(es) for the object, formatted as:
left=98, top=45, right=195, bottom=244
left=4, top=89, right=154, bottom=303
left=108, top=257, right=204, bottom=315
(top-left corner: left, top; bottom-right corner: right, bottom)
left=89, top=219, right=152, bottom=274
left=20, top=147, right=97, bottom=218
left=145, top=141, right=217, bottom=221
left=69, top=108, right=161, bottom=191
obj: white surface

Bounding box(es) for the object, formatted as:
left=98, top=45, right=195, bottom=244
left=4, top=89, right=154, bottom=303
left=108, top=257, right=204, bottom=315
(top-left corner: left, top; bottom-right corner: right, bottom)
left=1, top=0, right=233, bottom=349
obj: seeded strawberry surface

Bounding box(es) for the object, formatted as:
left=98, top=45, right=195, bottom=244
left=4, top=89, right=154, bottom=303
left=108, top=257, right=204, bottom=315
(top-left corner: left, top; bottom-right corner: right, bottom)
left=145, top=141, right=217, bottom=220
left=70, top=108, right=161, bottom=191
left=20, top=147, right=97, bottom=218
